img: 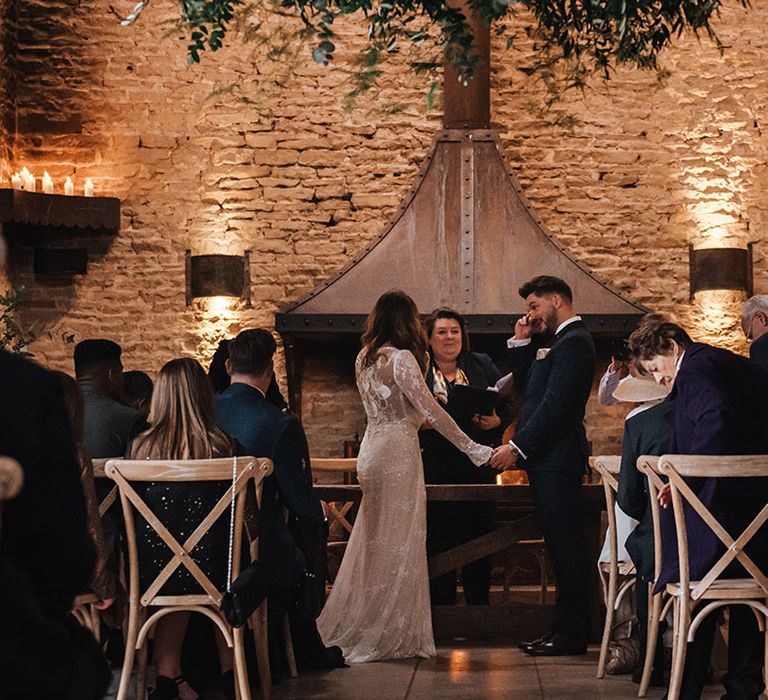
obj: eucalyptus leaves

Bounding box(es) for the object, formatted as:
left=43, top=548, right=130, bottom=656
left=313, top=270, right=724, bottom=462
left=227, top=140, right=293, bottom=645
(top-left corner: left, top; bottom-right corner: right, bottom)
left=121, top=0, right=746, bottom=81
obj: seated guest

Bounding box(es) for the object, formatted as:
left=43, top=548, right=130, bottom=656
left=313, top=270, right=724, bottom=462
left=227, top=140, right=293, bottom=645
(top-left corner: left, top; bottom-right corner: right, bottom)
left=75, top=339, right=148, bottom=458
left=209, top=337, right=288, bottom=410
left=130, top=358, right=238, bottom=700
left=121, top=369, right=154, bottom=420
left=53, top=371, right=120, bottom=614
left=208, top=339, right=232, bottom=394
left=216, top=329, right=344, bottom=675
left=613, top=373, right=673, bottom=686
left=0, top=350, right=109, bottom=699
left=742, top=295, right=768, bottom=365
left=629, top=316, right=768, bottom=700
left=419, top=307, right=511, bottom=605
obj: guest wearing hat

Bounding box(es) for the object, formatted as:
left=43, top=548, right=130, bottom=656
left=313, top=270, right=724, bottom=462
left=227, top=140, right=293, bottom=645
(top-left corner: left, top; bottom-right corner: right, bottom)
left=614, top=374, right=673, bottom=686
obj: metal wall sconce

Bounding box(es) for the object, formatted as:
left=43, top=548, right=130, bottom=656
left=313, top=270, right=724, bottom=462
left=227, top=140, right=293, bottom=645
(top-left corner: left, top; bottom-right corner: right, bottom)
left=689, top=244, right=753, bottom=300
left=185, top=250, right=251, bottom=305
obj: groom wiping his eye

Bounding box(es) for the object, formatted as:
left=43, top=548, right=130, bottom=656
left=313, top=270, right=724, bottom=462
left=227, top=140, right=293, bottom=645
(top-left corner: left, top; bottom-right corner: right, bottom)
left=489, top=275, right=595, bottom=657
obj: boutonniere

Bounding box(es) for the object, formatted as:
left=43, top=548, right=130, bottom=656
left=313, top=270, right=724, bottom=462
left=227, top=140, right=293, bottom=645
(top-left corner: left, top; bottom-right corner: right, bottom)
left=536, top=348, right=551, bottom=361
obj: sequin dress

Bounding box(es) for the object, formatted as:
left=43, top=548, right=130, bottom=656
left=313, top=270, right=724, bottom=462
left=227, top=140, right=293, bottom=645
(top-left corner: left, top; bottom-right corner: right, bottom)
left=129, top=446, right=235, bottom=596
left=317, top=347, right=492, bottom=662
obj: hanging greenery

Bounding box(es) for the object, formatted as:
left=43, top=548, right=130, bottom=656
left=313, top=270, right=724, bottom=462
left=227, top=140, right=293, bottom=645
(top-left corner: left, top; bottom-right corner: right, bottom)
left=119, top=0, right=748, bottom=82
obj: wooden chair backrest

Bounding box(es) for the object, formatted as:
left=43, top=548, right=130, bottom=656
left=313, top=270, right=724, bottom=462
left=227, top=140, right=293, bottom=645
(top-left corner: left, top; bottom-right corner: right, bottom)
left=312, top=458, right=357, bottom=474
left=657, top=454, right=768, bottom=599
left=0, top=457, right=23, bottom=540
left=0, top=456, right=23, bottom=503
left=106, top=457, right=273, bottom=607
left=636, top=455, right=664, bottom=583
left=593, top=455, right=623, bottom=566
left=91, top=458, right=117, bottom=518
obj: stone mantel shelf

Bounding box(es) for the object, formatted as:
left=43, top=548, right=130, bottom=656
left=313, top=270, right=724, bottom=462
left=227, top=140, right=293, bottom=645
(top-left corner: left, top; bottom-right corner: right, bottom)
left=0, top=188, right=120, bottom=233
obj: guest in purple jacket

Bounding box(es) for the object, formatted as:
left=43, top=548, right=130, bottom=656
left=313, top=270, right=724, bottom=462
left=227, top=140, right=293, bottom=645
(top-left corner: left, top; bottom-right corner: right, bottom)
left=628, top=315, right=768, bottom=700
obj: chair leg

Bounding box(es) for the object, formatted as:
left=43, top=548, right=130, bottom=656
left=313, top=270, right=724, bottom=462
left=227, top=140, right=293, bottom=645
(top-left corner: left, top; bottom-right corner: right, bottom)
left=282, top=614, right=298, bottom=679
left=251, top=601, right=271, bottom=700
left=116, top=603, right=140, bottom=700
left=597, top=566, right=618, bottom=679
left=233, top=625, right=251, bottom=700
left=638, top=587, right=661, bottom=698
left=667, top=599, right=689, bottom=700
left=135, top=618, right=149, bottom=700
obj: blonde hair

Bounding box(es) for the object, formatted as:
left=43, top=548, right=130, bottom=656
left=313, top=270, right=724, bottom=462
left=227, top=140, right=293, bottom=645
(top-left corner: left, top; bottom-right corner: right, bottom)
left=130, top=358, right=233, bottom=460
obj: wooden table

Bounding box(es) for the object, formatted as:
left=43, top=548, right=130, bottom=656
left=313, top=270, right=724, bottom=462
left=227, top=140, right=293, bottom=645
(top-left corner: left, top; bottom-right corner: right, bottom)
left=314, top=482, right=606, bottom=641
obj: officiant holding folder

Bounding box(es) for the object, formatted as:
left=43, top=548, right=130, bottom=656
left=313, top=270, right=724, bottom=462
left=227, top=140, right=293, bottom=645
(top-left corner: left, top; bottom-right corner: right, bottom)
left=419, top=307, right=514, bottom=606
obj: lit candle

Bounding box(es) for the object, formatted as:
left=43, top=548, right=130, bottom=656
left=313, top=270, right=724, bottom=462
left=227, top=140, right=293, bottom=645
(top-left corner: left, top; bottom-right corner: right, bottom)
left=64, top=176, right=74, bottom=196
left=42, top=172, right=54, bottom=194
left=25, top=173, right=36, bottom=192
left=11, top=173, right=21, bottom=189
left=84, top=178, right=94, bottom=197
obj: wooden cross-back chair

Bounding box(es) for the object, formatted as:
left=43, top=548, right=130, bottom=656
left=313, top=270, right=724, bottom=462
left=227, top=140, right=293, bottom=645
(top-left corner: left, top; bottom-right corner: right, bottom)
left=634, top=455, right=675, bottom=697
left=593, top=455, right=637, bottom=679
left=311, top=458, right=358, bottom=536
left=71, top=458, right=114, bottom=641
left=652, top=455, right=768, bottom=700
left=0, top=456, right=23, bottom=538
left=106, top=456, right=274, bottom=700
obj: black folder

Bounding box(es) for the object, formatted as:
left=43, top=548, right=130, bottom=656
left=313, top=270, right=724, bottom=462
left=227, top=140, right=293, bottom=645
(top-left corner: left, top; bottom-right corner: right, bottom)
left=446, top=385, right=501, bottom=419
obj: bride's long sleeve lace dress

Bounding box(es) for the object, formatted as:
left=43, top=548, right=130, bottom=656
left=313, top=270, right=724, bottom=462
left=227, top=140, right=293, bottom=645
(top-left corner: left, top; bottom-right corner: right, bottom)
left=317, top=346, right=493, bottom=662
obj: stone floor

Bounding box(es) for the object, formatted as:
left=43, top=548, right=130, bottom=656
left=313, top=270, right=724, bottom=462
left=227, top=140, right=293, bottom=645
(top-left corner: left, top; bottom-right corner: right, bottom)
left=107, top=640, right=767, bottom=699
left=267, top=642, right=751, bottom=700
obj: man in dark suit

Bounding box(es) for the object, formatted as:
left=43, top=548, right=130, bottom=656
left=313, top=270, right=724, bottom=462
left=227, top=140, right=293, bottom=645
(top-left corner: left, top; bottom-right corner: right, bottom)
left=490, top=275, right=595, bottom=656
left=0, top=349, right=109, bottom=699
left=630, top=318, right=768, bottom=700
left=742, top=295, right=768, bottom=366
left=215, top=329, right=343, bottom=674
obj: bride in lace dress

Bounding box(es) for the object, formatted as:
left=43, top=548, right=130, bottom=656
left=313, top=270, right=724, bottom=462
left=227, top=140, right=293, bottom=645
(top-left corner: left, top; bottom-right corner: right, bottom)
left=317, top=291, right=493, bottom=663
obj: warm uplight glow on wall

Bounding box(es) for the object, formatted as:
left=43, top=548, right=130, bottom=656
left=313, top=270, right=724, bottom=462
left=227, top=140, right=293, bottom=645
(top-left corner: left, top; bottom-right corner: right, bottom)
left=684, top=289, right=747, bottom=353
left=192, top=296, right=244, bottom=366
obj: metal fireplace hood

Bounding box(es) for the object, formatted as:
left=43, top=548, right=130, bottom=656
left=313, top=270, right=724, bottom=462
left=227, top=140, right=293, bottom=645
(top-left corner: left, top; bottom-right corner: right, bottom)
left=276, top=126, right=646, bottom=339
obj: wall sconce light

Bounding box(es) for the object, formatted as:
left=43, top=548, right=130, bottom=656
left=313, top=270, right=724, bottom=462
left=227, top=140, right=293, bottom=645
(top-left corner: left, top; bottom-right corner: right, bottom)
left=185, top=250, right=251, bottom=306
left=689, top=245, right=753, bottom=301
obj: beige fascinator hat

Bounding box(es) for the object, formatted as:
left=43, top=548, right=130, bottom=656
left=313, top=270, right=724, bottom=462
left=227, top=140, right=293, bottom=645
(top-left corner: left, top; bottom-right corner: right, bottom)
left=612, top=375, right=670, bottom=403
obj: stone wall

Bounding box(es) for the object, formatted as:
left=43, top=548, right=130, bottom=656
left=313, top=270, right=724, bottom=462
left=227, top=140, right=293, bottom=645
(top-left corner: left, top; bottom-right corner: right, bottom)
left=0, top=0, right=14, bottom=175
left=3, top=0, right=767, bottom=456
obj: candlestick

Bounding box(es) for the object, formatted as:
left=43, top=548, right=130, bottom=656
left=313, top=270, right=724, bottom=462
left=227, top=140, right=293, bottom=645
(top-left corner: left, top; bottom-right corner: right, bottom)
left=84, top=178, right=94, bottom=197
left=42, top=172, right=54, bottom=194
left=64, top=176, right=74, bottom=196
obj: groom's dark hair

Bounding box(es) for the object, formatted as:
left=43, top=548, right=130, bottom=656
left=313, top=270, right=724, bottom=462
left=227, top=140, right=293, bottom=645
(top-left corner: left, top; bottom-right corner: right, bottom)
left=519, top=275, right=573, bottom=302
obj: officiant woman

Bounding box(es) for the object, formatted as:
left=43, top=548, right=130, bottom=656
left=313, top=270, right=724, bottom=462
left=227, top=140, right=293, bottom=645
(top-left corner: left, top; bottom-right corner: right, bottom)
left=419, top=307, right=514, bottom=605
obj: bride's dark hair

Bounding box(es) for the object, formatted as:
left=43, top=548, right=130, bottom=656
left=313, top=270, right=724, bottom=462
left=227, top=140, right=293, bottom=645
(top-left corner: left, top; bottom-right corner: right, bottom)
left=361, top=290, right=428, bottom=373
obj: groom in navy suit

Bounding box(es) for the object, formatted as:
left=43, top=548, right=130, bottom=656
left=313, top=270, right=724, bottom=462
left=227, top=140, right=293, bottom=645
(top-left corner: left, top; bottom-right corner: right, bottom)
left=490, top=275, right=595, bottom=656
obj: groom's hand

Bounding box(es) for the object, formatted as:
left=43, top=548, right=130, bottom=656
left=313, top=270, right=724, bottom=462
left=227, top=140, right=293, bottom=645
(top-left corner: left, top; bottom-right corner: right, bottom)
left=489, top=444, right=518, bottom=470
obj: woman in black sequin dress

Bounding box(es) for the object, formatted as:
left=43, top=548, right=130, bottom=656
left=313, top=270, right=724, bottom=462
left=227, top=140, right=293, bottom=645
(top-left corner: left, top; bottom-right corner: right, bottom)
left=129, top=358, right=237, bottom=700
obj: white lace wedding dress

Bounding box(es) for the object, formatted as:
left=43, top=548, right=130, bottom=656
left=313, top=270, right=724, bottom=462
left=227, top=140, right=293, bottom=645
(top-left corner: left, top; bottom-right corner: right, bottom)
left=317, top=346, right=493, bottom=662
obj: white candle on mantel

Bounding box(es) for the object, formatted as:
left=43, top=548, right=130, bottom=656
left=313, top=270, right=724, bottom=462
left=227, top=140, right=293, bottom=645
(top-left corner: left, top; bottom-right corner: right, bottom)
left=42, top=172, right=54, bottom=194
left=84, top=178, right=94, bottom=197
left=25, top=173, right=36, bottom=192
left=64, top=176, right=74, bottom=196
left=11, top=173, right=21, bottom=189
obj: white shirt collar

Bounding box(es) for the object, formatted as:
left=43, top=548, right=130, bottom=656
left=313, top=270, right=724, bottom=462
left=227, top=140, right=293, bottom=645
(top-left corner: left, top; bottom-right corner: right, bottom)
left=555, top=315, right=582, bottom=336
left=675, top=349, right=686, bottom=372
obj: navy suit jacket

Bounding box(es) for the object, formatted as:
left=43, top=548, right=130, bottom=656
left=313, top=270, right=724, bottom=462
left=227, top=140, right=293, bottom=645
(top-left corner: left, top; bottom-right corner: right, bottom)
left=216, top=383, right=323, bottom=585
left=749, top=333, right=768, bottom=367
left=507, top=319, right=596, bottom=473
left=657, top=343, right=768, bottom=587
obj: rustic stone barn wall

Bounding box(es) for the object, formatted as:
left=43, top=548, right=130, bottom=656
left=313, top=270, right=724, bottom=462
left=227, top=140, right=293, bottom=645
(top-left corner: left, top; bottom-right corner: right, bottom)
left=1, top=0, right=766, bottom=455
